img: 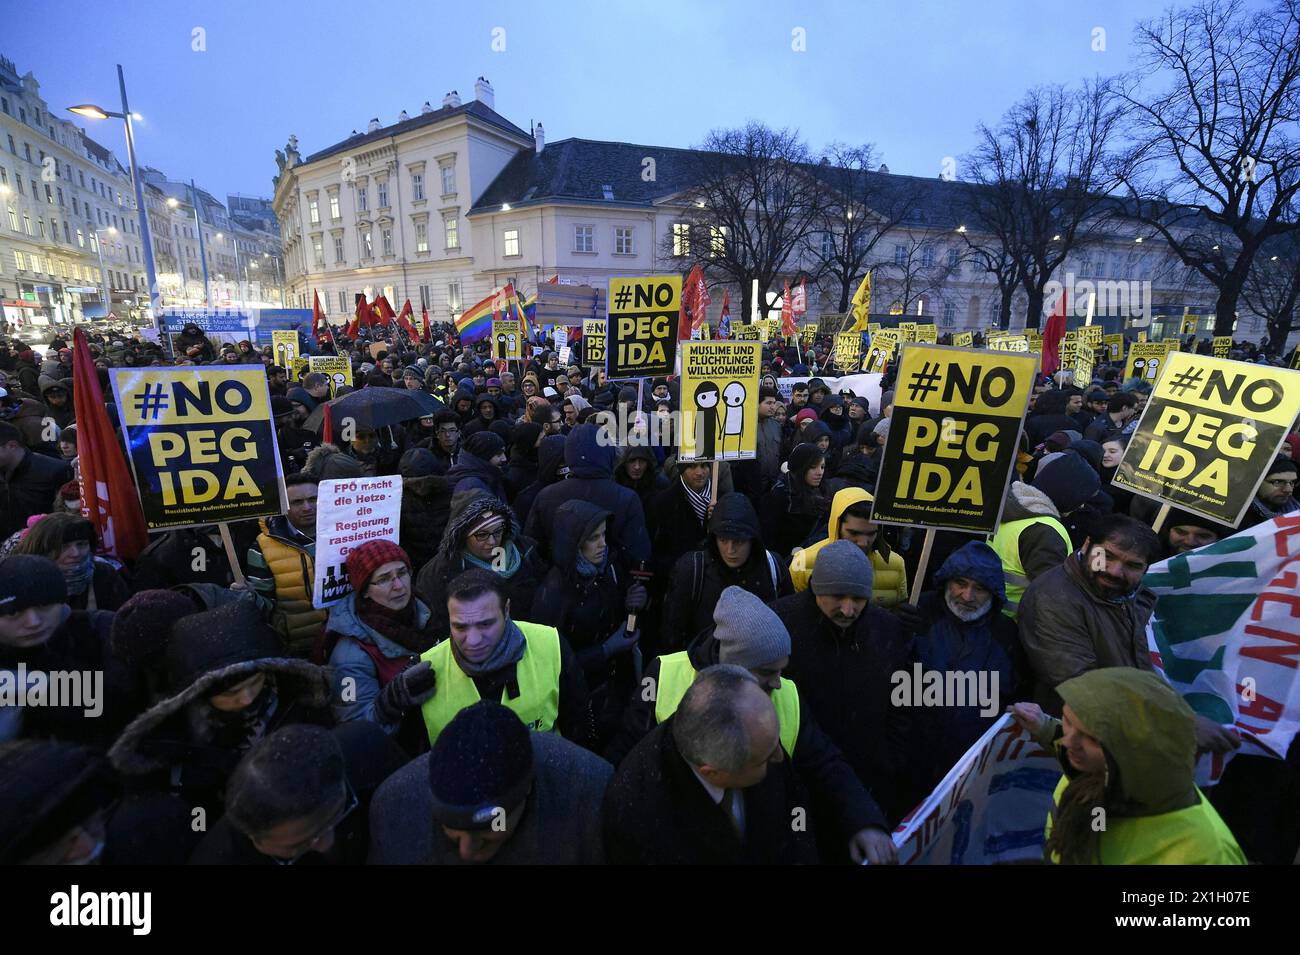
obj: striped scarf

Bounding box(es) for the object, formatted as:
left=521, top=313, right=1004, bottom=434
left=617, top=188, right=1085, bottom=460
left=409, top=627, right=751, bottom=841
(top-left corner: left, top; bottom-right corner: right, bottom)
left=682, top=476, right=712, bottom=524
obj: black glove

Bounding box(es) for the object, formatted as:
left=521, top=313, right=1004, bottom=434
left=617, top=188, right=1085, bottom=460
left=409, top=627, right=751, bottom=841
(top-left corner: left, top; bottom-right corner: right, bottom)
left=375, top=660, right=438, bottom=722
left=891, top=602, right=925, bottom=635
left=601, top=624, right=640, bottom=659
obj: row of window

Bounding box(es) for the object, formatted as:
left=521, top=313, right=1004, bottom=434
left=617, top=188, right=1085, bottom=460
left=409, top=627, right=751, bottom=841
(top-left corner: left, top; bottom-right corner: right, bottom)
left=572, top=224, right=635, bottom=255
left=306, top=166, right=456, bottom=226
left=7, top=248, right=127, bottom=286
left=307, top=216, right=460, bottom=270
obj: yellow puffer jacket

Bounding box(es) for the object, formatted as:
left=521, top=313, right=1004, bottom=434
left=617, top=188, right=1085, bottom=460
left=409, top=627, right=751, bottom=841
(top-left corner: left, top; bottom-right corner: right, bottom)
left=256, top=519, right=326, bottom=655
left=789, top=486, right=908, bottom=607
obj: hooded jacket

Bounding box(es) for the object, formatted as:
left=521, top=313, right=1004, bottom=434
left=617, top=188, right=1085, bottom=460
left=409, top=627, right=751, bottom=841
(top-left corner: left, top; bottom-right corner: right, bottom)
left=525, top=424, right=650, bottom=567
left=614, top=445, right=669, bottom=509
left=37, top=376, right=75, bottom=430
left=1018, top=552, right=1157, bottom=715
left=788, top=487, right=908, bottom=607
left=818, top=394, right=855, bottom=449
left=504, top=422, right=544, bottom=500
left=398, top=450, right=453, bottom=570
left=990, top=481, right=1072, bottom=607
left=513, top=434, right=567, bottom=527
left=1044, top=669, right=1244, bottom=864
left=444, top=447, right=507, bottom=502
left=1, top=447, right=74, bottom=539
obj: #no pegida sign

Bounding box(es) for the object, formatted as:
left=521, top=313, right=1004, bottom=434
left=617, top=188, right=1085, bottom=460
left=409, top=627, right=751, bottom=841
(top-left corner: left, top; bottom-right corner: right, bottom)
left=606, top=275, right=680, bottom=378
left=582, top=319, right=606, bottom=366
left=112, top=367, right=286, bottom=529
left=677, top=340, right=761, bottom=462
left=871, top=343, right=1038, bottom=533
left=1112, top=353, right=1300, bottom=527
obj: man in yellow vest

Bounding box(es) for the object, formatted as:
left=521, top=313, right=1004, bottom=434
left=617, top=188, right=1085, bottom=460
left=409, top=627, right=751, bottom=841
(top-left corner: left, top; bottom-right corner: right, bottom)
left=415, top=568, right=593, bottom=749
left=245, top=473, right=326, bottom=656
left=607, top=585, right=896, bottom=865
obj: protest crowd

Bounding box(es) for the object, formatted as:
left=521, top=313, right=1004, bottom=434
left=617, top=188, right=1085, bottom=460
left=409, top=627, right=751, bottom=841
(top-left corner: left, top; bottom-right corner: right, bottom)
left=1, top=293, right=1297, bottom=868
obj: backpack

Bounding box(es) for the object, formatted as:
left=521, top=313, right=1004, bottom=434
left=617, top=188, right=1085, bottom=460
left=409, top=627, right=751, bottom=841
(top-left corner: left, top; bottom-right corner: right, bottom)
left=689, top=548, right=779, bottom=606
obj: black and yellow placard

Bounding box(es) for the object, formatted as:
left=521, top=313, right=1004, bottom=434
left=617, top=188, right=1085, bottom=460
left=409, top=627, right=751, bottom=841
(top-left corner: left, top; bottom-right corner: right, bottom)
left=1212, top=336, right=1232, bottom=359
left=862, top=328, right=900, bottom=373
left=582, top=319, right=606, bottom=366
left=835, top=331, right=864, bottom=369
left=871, top=343, right=1038, bottom=533
left=1113, top=353, right=1300, bottom=526
left=733, top=323, right=761, bottom=341
left=915, top=323, right=938, bottom=343
left=800, top=324, right=817, bottom=345
left=492, top=319, right=523, bottom=360
left=1123, top=342, right=1168, bottom=381
left=988, top=334, right=1029, bottom=352
left=953, top=331, right=974, bottom=347
left=1105, top=334, right=1124, bottom=362
left=307, top=356, right=353, bottom=398
left=606, top=275, right=680, bottom=378
left=272, top=330, right=299, bottom=369
left=677, top=341, right=761, bottom=462
left=112, top=368, right=286, bottom=530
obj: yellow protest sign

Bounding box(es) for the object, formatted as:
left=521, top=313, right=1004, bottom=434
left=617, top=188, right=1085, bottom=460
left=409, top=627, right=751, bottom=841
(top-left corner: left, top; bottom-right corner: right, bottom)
left=871, top=343, right=1038, bottom=533
left=290, top=357, right=309, bottom=383
left=1105, top=334, right=1124, bottom=362
left=272, top=330, right=299, bottom=368
left=677, top=341, right=761, bottom=462
left=307, top=356, right=353, bottom=397
left=1123, top=342, right=1168, bottom=382
left=1164, top=339, right=1181, bottom=356
left=988, top=335, right=1029, bottom=352
left=862, top=329, right=900, bottom=373
left=800, top=324, right=817, bottom=346
left=111, top=367, right=286, bottom=530
left=915, top=323, right=938, bottom=343
left=835, top=331, right=864, bottom=369
left=868, top=322, right=883, bottom=335
left=492, top=319, right=523, bottom=360
left=1079, top=324, right=1104, bottom=345
left=953, top=331, right=974, bottom=347
left=607, top=275, right=680, bottom=378
left=899, top=321, right=918, bottom=342
left=1212, top=337, right=1232, bottom=359
left=733, top=324, right=761, bottom=341
left=698, top=322, right=711, bottom=341
left=1138, top=330, right=1148, bottom=342
left=1114, top=353, right=1300, bottom=526
left=582, top=319, right=606, bottom=366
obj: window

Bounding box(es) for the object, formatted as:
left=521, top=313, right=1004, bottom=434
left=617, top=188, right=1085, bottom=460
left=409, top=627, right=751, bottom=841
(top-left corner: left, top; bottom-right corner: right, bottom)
left=502, top=229, right=519, bottom=256
left=444, top=215, right=459, bottom=249
left=671, top=222, right=690, bottom=257
left=709, top=225, right=727, bottom=256
left=361, top=229, right=373, bottom=257
left=942, top=302, right=956, bottom=327
left=574, top=225, right=593, bottom=253
left=308, top=197, right=320, bottom=224
left=333, top=234, right=344, bottom=263
left=382, top=227, right=393, bottom=256
left=7, top=206, right=17, bottom=231
left=338, top=290, right=348, bottom=312
left=45, top=183, right=53, bottom=204
left=377, top=180, right=389, bottom=208
left=63, top=222, right=70, bottom=243
left=894, top=244, right=907, bottom=266
left=821, top=232, right=835, bottom=260
left=329, top=194, right=340, bottom=219
left=415, top=220, right=428, bottom=253
left=24, top=143, right=31, bottom=162
left=411, top=172, right=424, bottom=201
left=6, top=135, right=14, bottom=154
left=22, top=212, right=32, bottom=235
left=14, top=250, right=25, bottom=271
left=440, top=164, right=455, bottom=196
left=947, top=248, right=959, bottom=269
left=447, top=281, right=462, bottom=314
left=15, top=176, right=22, bottom=195
left=419, top=284, right=430, bottom=308
left=312, top=236, right=324, bottom=267
left=72, top=196, right=78, bottom=215
left=0, top=166, right=6, bottom=187
left=78, top=169, right=84, bottom=187
left=615, top=226, right=634, bottom=255
left=0, top=98, right=6, bottom=115
left=357, top=186, right=368, bottom=212
left=921, top=245, right=935, bottom=268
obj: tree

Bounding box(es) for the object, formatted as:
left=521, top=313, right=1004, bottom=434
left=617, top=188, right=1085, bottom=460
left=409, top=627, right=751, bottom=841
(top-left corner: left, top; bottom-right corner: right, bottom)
left=1241, top=233, right=1300, bottom=352
left=953, top=182, right=1025, bottom=330
left=966, top=80, right=1124, bottom=331
left=872, top=233, right=962, bottom=319
left=801, top=144, right=924, bottom=312
left=667, top=123, right=828, bottom=322
left=1115, top=0, right=1300, bottom=337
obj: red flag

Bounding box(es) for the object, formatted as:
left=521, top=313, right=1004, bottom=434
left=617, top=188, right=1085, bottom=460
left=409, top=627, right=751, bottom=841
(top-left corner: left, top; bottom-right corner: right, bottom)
left=782, top=280, right=796, bottom=338
left=421, top=305, right=431, bottom=343
left=371, top=295, right=396, bottom=327
left=678, top=264, right=710, bottom=339
left=1041, top=289, right=1069, bottom=377
left=311, top=290, right=325, bottom=339
left=72, top=329, right=148, bottom=561
left=347, top=294, right=369, bottom=337
left=793, top=278, right=807, bottom=316
left=546, top=274, right=560, bottom=284
left=395, top=299, right=419, bottom=340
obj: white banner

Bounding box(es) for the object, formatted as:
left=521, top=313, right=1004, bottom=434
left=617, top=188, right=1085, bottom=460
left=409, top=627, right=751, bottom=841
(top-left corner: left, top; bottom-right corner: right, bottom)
left=775, top=373, right=883, bottom=416
left=312, top=476, right=403, bottom=608
left=1145, top=514, right=1300, bottom=785
left=891, top=715, right=1060, bottom=865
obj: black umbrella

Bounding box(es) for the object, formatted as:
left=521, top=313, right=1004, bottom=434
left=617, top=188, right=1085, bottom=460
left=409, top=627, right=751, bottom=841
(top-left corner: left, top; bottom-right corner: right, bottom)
left=304, top=386, right=436, bottom=434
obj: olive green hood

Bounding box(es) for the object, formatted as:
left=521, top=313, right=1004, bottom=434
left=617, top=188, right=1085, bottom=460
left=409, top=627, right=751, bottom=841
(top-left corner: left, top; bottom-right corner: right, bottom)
left=1057, top=668, right=1197, bottom=815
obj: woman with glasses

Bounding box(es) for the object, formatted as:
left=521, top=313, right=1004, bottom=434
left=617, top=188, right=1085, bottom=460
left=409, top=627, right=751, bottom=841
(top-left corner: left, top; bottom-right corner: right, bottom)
left=414, top=493, right=546, bottom=639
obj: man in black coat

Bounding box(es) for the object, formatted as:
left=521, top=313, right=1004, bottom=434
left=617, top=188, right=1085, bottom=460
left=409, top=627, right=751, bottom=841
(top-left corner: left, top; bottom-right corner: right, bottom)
left=603, top=664, right=820, bottom=864
left=0, top=422, right=73, bottom=538
left=774, top=540, right=911, bottom=823
left=645, top=459, right=713, bottom=583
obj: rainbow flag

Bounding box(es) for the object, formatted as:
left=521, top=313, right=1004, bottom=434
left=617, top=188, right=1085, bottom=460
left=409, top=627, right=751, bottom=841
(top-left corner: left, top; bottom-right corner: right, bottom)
left=455, top=291, right=498, bottom=345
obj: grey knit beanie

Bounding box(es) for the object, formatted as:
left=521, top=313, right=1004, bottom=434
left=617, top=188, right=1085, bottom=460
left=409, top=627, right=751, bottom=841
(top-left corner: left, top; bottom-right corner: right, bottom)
left=810, top=539, right=874, bottom=598
left=712, top=586, right=791, bottom=669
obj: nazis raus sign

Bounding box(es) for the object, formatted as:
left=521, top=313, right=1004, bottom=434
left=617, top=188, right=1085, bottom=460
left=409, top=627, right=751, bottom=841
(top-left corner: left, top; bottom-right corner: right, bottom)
left=1112, top=353, right=1300, bottom=527
left=606, top=275, right=681, bottom=378
left=871, top=343, right=1038, bottom=533
left=112, top=367, right=286, bottom=530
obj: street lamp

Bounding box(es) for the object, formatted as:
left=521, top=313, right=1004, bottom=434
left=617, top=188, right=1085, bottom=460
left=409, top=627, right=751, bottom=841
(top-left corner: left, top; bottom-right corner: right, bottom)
left=67, top=65, right=163, bottom=346
left=93, top=226, right=118, bottom=315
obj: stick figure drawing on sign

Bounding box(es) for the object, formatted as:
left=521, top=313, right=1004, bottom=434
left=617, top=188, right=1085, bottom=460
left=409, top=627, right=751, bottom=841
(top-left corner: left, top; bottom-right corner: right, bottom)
left=721, top=381, right=747, bottom=458
left=693, top=381, right=720, bottom=460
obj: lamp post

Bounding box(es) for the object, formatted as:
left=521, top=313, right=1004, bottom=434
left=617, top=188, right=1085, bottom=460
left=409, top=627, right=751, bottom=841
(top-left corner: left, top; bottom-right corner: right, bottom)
left=93, top=226, right=117, bottom=316
left=68, top=65, right=163, bottom=346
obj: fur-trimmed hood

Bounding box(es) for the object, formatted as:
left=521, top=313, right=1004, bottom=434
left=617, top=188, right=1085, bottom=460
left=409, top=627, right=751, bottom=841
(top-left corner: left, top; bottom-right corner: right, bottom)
left=435, top=491, right=520, bottom=566
left=1002, top=481, right=1061, bottom=522
left=108, top=656, right=332, bottom=776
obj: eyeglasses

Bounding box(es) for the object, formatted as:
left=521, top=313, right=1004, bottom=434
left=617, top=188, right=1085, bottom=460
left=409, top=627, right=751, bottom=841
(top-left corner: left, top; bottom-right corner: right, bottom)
left=470, top=527, right=506, bottom=544
left=369, top=565, right=410, bottom=587
left=272, top=783, right=358, bottom=865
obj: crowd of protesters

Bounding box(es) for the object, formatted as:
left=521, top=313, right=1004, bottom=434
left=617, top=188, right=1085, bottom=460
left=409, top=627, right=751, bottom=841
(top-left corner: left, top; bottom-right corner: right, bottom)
left=0, top=317, right=1296, bottom=866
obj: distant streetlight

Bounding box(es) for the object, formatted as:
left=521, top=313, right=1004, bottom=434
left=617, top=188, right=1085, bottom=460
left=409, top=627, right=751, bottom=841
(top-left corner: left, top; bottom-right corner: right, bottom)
left=166, top=197, right=179, bottom=208
left=956, top=225, right=967, bottom=233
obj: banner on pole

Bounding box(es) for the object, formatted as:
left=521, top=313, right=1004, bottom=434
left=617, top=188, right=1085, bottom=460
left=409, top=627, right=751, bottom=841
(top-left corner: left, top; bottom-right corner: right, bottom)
left=677, top=341, right=761, bottom=462
left=272, top=330, right=299, bottom=369
left=1105, top=333, right=1124, bottom=362
left=112, top=367, right=286, bottom=530
left=307, top=356, right=353, bottom=398
left=835, top=331, right=863, bottom=369
left=582, top=319, right=606, bottom=366
left=1112, top=353, right=1300, bottom=527
left=312, top=475, right=403, bottom=608
left=871, top=343, right=1038, bottom=533
left=492, top=319, right=523, bottom=361
left=606, top=275, right=680, bottom=378
left=1123, top=342, right=1168, bottom=381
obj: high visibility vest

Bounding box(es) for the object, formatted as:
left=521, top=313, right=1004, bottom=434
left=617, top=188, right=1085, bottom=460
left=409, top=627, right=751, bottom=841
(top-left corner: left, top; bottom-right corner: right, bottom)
left=256, top=523, right=326, bottom=655
left=989, top=516, right=1071, bottom=618
left=654, top=651, right=800, bottom=756
left=419, top=621, right=562, bottom=745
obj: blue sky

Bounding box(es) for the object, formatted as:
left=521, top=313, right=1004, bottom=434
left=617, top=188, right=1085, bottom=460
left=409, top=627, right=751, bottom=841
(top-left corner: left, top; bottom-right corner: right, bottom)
left=5, top=0, right=1230, bottom=200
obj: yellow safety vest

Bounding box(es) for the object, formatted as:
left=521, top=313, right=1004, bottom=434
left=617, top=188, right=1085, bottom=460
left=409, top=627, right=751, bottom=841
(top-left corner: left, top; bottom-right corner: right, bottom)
left=654, top=651, right=800, bottom=756
left=419, top=621, right=562, bottom=746
left=989, top=516, right=1071, bottom=619
left=256, top=523, right=326, bottom=655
